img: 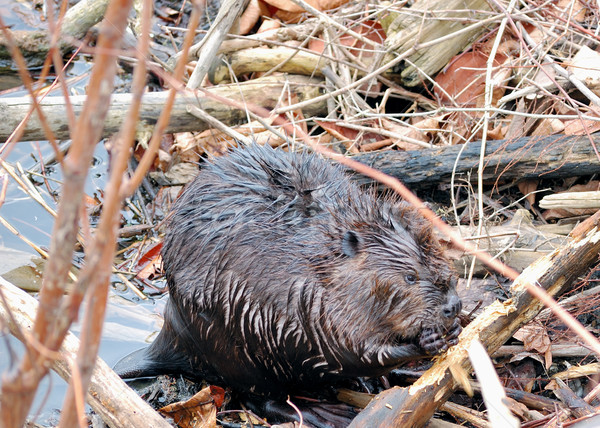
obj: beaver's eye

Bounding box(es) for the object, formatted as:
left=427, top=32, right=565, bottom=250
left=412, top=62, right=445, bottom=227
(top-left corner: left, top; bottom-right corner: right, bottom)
left=405, top=274, right=417, bottom=284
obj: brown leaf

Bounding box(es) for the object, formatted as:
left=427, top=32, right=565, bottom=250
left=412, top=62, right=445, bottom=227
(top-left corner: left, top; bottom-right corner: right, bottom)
left=257, top=15, right=281, bottom=33
left=435, top=49, right=508, bottom=107
left=317, top=0, right=348, bottom=10
left=381, top=118, right=431, bottom=150
left=315, top=120, right=359, bottom=140
left=271, top=0, right=349, bottom=22
left=530, top=118, right=565, bottom=136
left=262, top=0, right=309, bottom=12
left=563, top=116, right=600, bottom=135
left=158, top=386, right=225, bottom=428
left=556, top=0, right=587, bottom=24
left=135, top=242, right=163, bottom=280
left=543, top=207, right=598, bottom=221
left=308, top=21, right=385, bottom=58
left=517, top=180, right=538, bottom=207
left=172, top=132, right=202, bottom=164
left=239, top=0, right=271, bottom=35
left=513, top=323, right=552, bottom=368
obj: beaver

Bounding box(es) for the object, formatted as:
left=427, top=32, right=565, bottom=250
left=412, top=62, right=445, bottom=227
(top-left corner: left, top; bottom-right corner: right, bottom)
left=118, top=144, right=462, bottom=426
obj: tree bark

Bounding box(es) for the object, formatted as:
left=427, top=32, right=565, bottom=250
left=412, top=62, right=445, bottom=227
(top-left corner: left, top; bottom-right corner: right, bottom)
left=351, top=133, right=600, bottom=187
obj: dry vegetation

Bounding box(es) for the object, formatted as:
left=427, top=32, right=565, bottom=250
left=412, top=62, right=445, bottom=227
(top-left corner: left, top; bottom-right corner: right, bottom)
left=1, top=0, right=600, bottom=426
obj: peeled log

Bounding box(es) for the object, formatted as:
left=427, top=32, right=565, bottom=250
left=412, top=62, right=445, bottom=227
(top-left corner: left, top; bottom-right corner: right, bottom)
left=0, top=75, right=325, bottom=142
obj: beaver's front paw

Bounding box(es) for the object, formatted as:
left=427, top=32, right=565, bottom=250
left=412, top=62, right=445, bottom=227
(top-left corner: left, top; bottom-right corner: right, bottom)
left=419, top=327, right=448, bottom=355
left=420, top=319, right=462, bottom=354
left=444, top=318, right=462, bottom=346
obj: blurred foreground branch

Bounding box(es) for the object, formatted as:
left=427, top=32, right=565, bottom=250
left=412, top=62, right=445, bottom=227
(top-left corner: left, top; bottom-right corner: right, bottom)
left=0, top=0, right=134, bottom=426
left=0, top=278, right=171, bottom=428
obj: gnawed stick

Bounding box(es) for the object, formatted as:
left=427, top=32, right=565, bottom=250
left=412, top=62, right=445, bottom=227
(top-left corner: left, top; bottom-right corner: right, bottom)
left=0, top=278, right=171, bottom=428
left=349, top=223, right=600, bottom=427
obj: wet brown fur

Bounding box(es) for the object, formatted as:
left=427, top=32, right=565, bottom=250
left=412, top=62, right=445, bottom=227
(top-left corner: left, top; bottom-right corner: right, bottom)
left=119, top=144, right=462, bottom=398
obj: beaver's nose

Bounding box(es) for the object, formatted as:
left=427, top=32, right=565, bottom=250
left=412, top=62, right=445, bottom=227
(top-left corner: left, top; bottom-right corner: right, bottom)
left=442, top=294, right=462, bottom=319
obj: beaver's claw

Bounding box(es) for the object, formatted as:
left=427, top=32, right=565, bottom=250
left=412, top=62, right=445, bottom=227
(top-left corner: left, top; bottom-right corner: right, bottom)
left=419, top=318, right=462, bottom=355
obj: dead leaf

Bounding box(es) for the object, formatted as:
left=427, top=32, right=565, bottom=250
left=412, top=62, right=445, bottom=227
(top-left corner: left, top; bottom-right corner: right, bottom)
left=436, top=50, right=504, bottom=106
left=381, top=118, right=431, bottom=150
left=158, top=385, right=225, bottom=428
left=530, top=118, right=565, bottom=136
left=526, top=63, right=556, bottom=100
left=257, top=16, right=281, bottom=33
left=567, top=46, right=600, bottom=95
left=513, top=323, right=552, bottom=368
left=564, top=116, right=600, bottom=135
left=543, top=207, right=597, bottom=220
left=135, top=242, right=163, bottom=280
left=172, top=132, right=202, bottom=164
left=271, top=0, right=349, bottom=23
left=517, top=180, right=538, bottom=207
left=556, top=0, right=587, bottom=22
left=308, top=21, right=385, bottom=59
left=239, top=0, right=271, bottom=35
left=502, top=359, right=537, bottom=392
left=315, top=120, right=360, bottom=151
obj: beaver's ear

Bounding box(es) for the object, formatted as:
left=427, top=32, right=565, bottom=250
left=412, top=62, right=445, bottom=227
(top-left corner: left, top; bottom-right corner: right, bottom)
left=342, top=230, right=362, bottom=257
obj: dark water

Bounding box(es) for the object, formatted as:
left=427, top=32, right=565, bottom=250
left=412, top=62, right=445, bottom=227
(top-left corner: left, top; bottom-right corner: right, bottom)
left=0, top=141, right=165, bottom=425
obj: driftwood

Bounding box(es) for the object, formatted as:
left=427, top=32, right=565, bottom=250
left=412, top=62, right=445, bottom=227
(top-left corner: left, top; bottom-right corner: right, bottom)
left=0, top=277, right=171, bottom=428
left=348, top=218, right=600, bottom=426
left=0, top=75, right=326, bottom=142
left=352, top=133, right=600, bottom=187
left=540, top=191, right=600, bottom=209
left=209, top=46, right=331, bottom=84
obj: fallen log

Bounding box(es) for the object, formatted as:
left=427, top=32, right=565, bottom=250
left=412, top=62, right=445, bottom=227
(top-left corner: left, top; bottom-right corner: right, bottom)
left=0, top=277, right=171, bottom=428
left=352, top=133, right=600, bottom=187
left=348, top=214, right=600, bottom=427
left=0, top=75, right=326, bottom=142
